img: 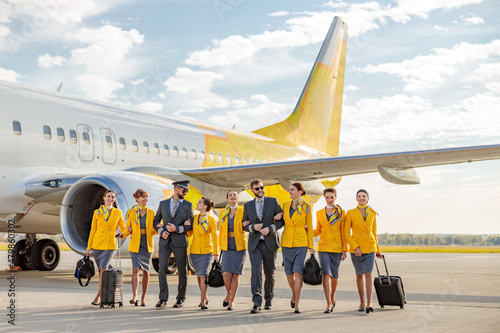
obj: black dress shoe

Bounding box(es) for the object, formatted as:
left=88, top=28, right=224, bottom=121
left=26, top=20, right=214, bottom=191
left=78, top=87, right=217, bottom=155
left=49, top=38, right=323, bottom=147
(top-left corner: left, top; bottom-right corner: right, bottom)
left=250, top=305, right=261, bottom=314
left=201, top=305, right=208, bottom=310
left=155, top=300, right=167, bottom=308
left=366, top=306, right=374, bottom=314
left=91, top=301, right=100, bottom=306
left=264, top=301, right=272, bottom=310
left=223, top=300, right=229, bottom=307
left=173, top=300, right=184, bottom=308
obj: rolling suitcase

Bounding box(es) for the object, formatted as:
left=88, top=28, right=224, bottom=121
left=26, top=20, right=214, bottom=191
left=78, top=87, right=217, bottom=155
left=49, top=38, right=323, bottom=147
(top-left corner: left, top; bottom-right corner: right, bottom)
left=100, top=238, right=123, bottom=308
left=374, top=255, right=406, bottom=309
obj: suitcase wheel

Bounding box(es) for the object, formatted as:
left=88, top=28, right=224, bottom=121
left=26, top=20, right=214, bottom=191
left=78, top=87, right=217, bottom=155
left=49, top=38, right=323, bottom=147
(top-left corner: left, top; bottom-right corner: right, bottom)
left=100, top=304, right=103, bottom=308
left=380, top=305, right=384, bottom=309
left=119, top=302, right=123, bottom=308
left=400, top=305, right=404, bottom=309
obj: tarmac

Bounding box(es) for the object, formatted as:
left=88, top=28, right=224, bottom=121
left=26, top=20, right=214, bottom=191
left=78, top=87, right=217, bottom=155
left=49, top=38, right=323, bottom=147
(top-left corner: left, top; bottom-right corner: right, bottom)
left=1, top=251, right=499, bottom=332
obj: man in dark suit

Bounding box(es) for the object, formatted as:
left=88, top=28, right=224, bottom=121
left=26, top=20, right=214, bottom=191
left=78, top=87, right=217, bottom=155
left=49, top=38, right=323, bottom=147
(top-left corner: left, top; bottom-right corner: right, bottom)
left=154, top=180, right=193, bottom=308
left=243, top=179, right=284, bottom=313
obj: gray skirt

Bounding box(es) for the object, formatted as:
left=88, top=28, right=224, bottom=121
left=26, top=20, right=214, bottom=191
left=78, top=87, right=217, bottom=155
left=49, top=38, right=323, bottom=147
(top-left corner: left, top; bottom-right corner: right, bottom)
left=350, top=252, right=375, bottom=275
left=93, top=249, right=115, bottom=269
left=130, top=250, right=153, bottom=272
left=221, top=250, right=246, bottom=275
left=282, top=247, right=307, bottom=276
left=191, top=253, right=213, bottom=278
left=318, top=252, right=342, bottom=279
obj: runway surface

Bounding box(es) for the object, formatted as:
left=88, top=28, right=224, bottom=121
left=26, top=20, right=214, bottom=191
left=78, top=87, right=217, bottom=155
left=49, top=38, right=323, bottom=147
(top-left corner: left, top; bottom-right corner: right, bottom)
left=1, top=251, right=499, bottom=332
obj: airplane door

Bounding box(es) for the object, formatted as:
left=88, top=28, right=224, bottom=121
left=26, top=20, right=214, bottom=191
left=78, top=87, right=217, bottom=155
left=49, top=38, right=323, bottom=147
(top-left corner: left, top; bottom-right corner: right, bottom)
left=100, top=128, right=117, bottom=164
left=77, top=124, right=94, bottom=162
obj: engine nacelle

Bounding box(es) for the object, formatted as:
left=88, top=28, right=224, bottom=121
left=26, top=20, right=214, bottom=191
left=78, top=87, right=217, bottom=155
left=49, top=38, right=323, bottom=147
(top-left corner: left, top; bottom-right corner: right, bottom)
left=60, top=171, right=176, bottom=255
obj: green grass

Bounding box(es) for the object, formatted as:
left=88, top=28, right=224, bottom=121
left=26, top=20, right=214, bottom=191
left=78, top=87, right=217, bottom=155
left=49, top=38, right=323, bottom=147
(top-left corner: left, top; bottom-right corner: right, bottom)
left=380, top=245, right=500, bottom=253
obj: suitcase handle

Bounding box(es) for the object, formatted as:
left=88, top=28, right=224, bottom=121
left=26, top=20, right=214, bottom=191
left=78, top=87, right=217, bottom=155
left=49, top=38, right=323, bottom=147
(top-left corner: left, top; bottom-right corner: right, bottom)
left=115, top=234, right=122, bottom=271
left=375, top=254, right=391, bottom=286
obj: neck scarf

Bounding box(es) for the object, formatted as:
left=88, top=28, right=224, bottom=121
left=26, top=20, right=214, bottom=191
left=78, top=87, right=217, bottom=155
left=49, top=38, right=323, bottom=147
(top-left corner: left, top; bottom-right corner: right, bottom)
left=357, top=205, right=377, bottom=220
left=294, top=199, right=309, bottom=215
left=221, top=205, right=238, bottom=223
left=327, top=205, right=342, bottom=226
left=98, top=205, right=111, bottom=221
left=126, top=204, right=147, bottom=225
left=199, top=213, right=209, bottom=232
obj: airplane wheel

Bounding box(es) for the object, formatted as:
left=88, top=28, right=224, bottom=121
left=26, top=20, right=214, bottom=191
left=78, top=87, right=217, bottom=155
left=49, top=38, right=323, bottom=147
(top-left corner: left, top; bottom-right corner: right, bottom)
left=167, top=257, right=177, bottom=274
left=151, top=257, right=178, bottom=274
left=31, top=239, right=60, bottom=271
left=152, top=258, right=159, bottom=273
left=13, top=239, right=35, bottom=270
left=188, top=255, right=195, bottom=275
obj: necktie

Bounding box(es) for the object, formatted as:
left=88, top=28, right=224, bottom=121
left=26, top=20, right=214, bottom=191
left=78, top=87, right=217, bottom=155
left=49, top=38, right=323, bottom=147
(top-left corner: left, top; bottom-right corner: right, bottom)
left=257, top=199, right=263, bottom=220
left=172, top=200, right=179, bottom=217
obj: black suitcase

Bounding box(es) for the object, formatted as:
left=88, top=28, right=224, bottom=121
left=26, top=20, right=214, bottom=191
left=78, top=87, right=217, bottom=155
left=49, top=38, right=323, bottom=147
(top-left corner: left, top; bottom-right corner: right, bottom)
left=100, top=238, right=123, bottom=308
left=374, top=255, right=406, bottom=309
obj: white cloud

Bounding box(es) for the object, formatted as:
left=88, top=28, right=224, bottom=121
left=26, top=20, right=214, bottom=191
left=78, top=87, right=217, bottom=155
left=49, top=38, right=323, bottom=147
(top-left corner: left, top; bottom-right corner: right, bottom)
left=462, top=16, right=484, bottom=25
left=163, top=67, right=229, bottom=108
left=268, top=11, right=290, bottom=17
left=433, top=25, right=449, bottom=31
left=67, top=25, right=144, bottom=75
left=37, top=53, right=65, bottom=69
left=344, top=85, right=359, bottom=92
left=208, top=94, right=291, bottom=131
left=130, top=78, right=144, bottom=86
left=0, top=67, right=21, bottom=82
left=358, top=40, right=500, bottom=92
left=0, top=24, right=9, bottom=38
left=74, top=74, right=123, bottom=101
left=136, top=101, right=163, bottom=112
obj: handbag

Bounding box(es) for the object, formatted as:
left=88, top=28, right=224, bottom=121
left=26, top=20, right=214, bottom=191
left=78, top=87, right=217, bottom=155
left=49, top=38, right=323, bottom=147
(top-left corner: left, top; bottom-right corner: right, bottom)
left=303, top=253, right=323, bottom=285
left=206, top=259, right=224, bottom=288
left=74, top=255, right=96, bottom=287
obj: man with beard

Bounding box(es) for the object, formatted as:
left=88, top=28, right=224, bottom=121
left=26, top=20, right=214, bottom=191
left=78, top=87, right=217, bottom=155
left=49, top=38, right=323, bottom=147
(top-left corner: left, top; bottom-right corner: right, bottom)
left=243, top=179, right=284, bottom=313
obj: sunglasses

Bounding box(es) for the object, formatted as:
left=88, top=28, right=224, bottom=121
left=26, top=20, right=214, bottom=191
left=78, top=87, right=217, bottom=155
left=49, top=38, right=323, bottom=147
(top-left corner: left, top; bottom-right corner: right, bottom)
left=253, top=186, right=264, bottom=191
left=180, top=189, right=189, bottom=194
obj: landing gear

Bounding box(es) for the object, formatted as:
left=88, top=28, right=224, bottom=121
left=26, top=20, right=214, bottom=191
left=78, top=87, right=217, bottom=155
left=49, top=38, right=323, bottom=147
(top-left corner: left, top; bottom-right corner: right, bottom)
left=13, top=239, right=35, bottom=270
left=13, top=236, right=60, bottom=271
left=152, top=255, right=196, bottom=275
left=31, top=239, right=60, bottom=271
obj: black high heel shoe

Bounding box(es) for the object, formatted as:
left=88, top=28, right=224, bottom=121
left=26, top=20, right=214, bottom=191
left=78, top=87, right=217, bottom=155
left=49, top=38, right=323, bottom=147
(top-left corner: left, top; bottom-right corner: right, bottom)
left=223, top=300, right=229, bottom=307
left=291, top=300, right=295, bottom=309
left=129, top=299, right=138, bottom=306
left=366, top=306, right=374, bottom=314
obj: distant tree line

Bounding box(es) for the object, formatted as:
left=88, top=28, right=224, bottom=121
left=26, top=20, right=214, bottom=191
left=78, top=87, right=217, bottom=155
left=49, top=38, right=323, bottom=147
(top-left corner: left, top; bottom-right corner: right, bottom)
left=378, top=234, right=500, bottom=246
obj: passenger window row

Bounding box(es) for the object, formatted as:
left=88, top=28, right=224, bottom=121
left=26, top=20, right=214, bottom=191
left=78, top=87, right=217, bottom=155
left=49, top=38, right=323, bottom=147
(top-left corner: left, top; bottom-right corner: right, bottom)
left=12, top=121, right=261, bottom=165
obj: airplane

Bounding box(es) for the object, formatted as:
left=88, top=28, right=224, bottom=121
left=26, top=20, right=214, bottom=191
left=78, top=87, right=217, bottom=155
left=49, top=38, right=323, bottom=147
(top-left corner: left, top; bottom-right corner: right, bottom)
left=1, top=16, right=499, bottom=272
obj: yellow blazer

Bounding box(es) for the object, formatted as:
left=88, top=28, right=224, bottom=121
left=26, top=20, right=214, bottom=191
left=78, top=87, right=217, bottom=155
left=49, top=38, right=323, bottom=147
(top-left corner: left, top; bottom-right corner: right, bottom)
left=87, top=208, right=127, bottom=251
left=122, top=207, right=158, bottom=253
left=188, top=214, right=219, bottom=255
left=344, top=207, right=380, bottom=254
left=314, top=207, right=347, bottom=253
left=219, top=207, right=248, bottom=251
left=281, top=200, right=313, bottom=248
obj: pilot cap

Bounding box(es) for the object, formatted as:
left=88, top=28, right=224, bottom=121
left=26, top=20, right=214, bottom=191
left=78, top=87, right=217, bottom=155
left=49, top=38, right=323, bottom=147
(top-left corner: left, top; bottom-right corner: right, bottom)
left=172, top=180, right=190, bottom=190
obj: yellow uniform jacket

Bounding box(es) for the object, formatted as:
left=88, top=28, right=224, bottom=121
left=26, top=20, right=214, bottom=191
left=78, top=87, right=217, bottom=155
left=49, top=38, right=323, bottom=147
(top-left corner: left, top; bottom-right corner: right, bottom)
left=122, top=207, right=158, bottom=253
left=281, top=200, right=313, bottom=248
left=87, top=208, right=127, bottom=251
left=219, top=207, right=248, bottom=251
left=314, top=207, right=347, bottom=253
left=344, top=207, right=380, bottom=254
left=188, top=214, right=219, bottom=255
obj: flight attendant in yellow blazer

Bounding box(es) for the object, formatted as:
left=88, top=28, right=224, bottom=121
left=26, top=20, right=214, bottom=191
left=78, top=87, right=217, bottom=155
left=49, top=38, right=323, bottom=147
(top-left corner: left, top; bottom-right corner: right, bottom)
left=185, top=197, right=219, bottom=309
left=121, top=189, right=158, bottom=307
left=314, top=187, right=347, bottom=313
left=281, top=182, right=314, bottom=313
left=219, top=190, right=248, bottom=310
left=344, top=189, right=382, bottom=314
left=85, top=190, right=127, bottom=306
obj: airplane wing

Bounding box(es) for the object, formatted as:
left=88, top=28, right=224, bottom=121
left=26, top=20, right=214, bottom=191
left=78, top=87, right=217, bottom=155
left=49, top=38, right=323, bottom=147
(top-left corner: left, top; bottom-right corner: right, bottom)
left=180, top=144, right=500, bottom=187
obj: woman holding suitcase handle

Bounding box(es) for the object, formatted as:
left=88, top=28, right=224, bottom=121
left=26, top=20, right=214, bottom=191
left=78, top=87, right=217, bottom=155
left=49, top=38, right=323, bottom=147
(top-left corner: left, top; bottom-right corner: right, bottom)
left=344, top=189, right=382, bottom=314
left=121, top=189, right=158, bottom=306
left=85, top=190, right=127, bottom=306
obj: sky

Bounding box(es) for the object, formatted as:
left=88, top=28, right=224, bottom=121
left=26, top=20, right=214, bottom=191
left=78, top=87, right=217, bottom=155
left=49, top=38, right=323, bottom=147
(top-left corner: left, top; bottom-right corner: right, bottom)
left=0, top=0, right=499, bottom=234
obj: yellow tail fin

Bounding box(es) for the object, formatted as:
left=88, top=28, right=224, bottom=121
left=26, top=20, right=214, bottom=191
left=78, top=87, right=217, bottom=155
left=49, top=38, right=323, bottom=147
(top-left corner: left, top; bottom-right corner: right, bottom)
left=253, top=17, right=348, bottom=157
